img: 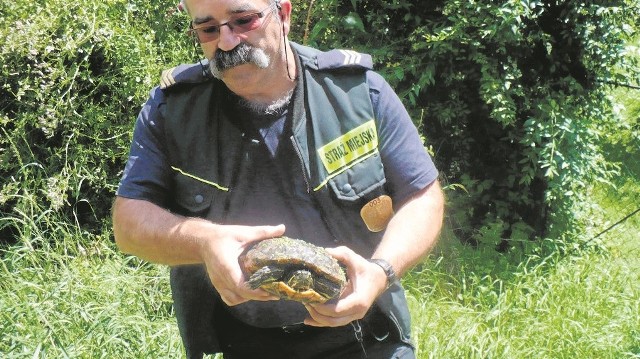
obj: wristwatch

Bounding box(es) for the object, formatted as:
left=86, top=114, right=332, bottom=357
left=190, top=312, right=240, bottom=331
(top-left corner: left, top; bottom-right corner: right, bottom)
left=368, top=258, right=397, bottom=289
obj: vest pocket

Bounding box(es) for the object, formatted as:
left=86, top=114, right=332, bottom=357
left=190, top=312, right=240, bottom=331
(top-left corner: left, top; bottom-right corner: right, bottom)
left=172, top=173, right=220, bottom=217
left=314, top=154, right=387, bottom=255
left=325, top=152, right=386, bottom=202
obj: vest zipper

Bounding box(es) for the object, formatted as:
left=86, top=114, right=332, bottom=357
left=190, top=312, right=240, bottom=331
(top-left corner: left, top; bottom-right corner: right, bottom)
left=290, top=135, right=344, bottom=245
left=290, top=136, right=311, bottom=194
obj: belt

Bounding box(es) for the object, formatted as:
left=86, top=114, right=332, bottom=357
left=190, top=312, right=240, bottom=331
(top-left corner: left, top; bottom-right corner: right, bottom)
left=278, top=306, right=386, bottom=336
left=278, top=322, right=331, bottom=335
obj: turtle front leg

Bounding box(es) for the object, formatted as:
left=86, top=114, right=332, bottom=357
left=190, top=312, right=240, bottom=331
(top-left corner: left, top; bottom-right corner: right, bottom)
left=247, top=266, right=286, bottom=289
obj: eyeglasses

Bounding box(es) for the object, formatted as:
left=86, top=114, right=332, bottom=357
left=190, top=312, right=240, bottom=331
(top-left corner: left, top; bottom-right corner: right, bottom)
left=188, top=4, right=277, bottom=44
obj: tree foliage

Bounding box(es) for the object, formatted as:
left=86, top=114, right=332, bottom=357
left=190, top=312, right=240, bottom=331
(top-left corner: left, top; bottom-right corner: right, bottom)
left=0, top=0, right=193, bottom=243
left=297, top=0, right=639, bottom=251
left=1, top=0, right=638, bottom=256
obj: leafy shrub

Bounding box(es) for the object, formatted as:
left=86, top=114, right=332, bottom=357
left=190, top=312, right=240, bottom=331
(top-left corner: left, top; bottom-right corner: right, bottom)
left=1, top=0, right=638, bottom=258
left=0, top=0, right=193, bottom=244
left=300, top=0, right=640, bottom=252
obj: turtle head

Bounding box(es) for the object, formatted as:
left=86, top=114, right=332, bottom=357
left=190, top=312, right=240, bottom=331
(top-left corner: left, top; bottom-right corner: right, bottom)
left=286, top=269, right=314, bottom=291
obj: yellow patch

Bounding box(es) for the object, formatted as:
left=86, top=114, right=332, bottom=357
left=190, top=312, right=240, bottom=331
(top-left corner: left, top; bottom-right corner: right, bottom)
left=317, top=120, right=378, bottom=175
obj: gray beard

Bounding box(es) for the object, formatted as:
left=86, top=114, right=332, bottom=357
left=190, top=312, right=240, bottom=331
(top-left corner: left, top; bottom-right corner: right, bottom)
left=238, top=88, right=294, bottom=116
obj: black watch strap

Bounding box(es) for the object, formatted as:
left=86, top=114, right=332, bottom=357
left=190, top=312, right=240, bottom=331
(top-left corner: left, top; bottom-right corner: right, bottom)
left=368, top=258, right=397, bottom=289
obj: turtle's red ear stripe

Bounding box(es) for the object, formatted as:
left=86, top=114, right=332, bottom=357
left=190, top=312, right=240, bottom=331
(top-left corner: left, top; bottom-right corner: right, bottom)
left=177, top=2, right=184, bottom=11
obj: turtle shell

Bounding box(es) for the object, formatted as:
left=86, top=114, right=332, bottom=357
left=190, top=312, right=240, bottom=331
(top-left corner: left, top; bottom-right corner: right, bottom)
left=240, top=236, right=347, bottom=304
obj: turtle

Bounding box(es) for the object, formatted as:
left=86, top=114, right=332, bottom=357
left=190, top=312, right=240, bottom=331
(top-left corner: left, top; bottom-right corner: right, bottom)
left=239, top=236, right=347, bottom=304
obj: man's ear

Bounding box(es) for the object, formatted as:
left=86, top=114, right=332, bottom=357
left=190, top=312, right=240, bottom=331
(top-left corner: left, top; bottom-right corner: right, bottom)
left=277, top=0, right=292, bottom=32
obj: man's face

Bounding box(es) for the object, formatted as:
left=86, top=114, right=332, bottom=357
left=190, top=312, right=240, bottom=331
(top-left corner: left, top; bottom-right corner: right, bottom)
left=185, top=0, right=285, bottom=83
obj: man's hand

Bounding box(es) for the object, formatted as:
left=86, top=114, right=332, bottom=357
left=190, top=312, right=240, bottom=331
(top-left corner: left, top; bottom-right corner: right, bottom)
left=302, top=181, right=444, bottom=327
left=303, top=246, right=388, bottom=327
left=200, top=224, right=285, bottom=306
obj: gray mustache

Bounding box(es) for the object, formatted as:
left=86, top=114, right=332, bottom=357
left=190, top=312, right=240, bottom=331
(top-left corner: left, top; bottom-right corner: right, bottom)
left=214, top=43, right=267, bottom=71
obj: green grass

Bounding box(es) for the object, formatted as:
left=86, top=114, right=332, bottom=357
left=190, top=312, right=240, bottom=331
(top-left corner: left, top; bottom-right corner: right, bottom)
left=1, top=184, right=638, bottom=358
left=1, top=213, right=638, bottom=358
left=407, top=242, right=640, bottom=358
left=0, top=238, right=184, bottom=357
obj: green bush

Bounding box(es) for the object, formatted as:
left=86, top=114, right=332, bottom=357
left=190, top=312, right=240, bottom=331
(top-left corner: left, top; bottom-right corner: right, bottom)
left=0, top=0, right=193, bottom=244
left=300, top=0, right=640, bottom=251
left=1, top=0, right=638, bottom=257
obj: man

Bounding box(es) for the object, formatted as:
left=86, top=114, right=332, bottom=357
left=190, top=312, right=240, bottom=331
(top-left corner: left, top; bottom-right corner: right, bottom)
left=112, top=0, right=444, bottom=357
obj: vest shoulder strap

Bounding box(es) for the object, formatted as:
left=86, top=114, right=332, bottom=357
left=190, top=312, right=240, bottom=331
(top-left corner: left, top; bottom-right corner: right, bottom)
left=291, top=42, right=373, bottom=71
left=159, top=60, right=213, bottom=89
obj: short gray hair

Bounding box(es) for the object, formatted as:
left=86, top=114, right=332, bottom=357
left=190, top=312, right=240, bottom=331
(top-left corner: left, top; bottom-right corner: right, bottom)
left=181, top=0, right=280, bottom=15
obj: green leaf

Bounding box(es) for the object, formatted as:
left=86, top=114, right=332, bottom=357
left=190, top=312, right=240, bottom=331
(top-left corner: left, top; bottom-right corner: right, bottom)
left=342, top=12, right=365, bottom=33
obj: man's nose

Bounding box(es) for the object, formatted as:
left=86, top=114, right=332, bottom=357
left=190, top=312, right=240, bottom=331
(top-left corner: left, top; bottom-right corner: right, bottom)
left=217, top=25, right=241, bottom=52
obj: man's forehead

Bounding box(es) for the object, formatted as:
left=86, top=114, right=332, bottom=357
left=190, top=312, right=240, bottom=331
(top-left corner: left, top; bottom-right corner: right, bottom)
left=187, top=0, right=270, bottom=23
left=186, top=0, right=269, bottom=13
